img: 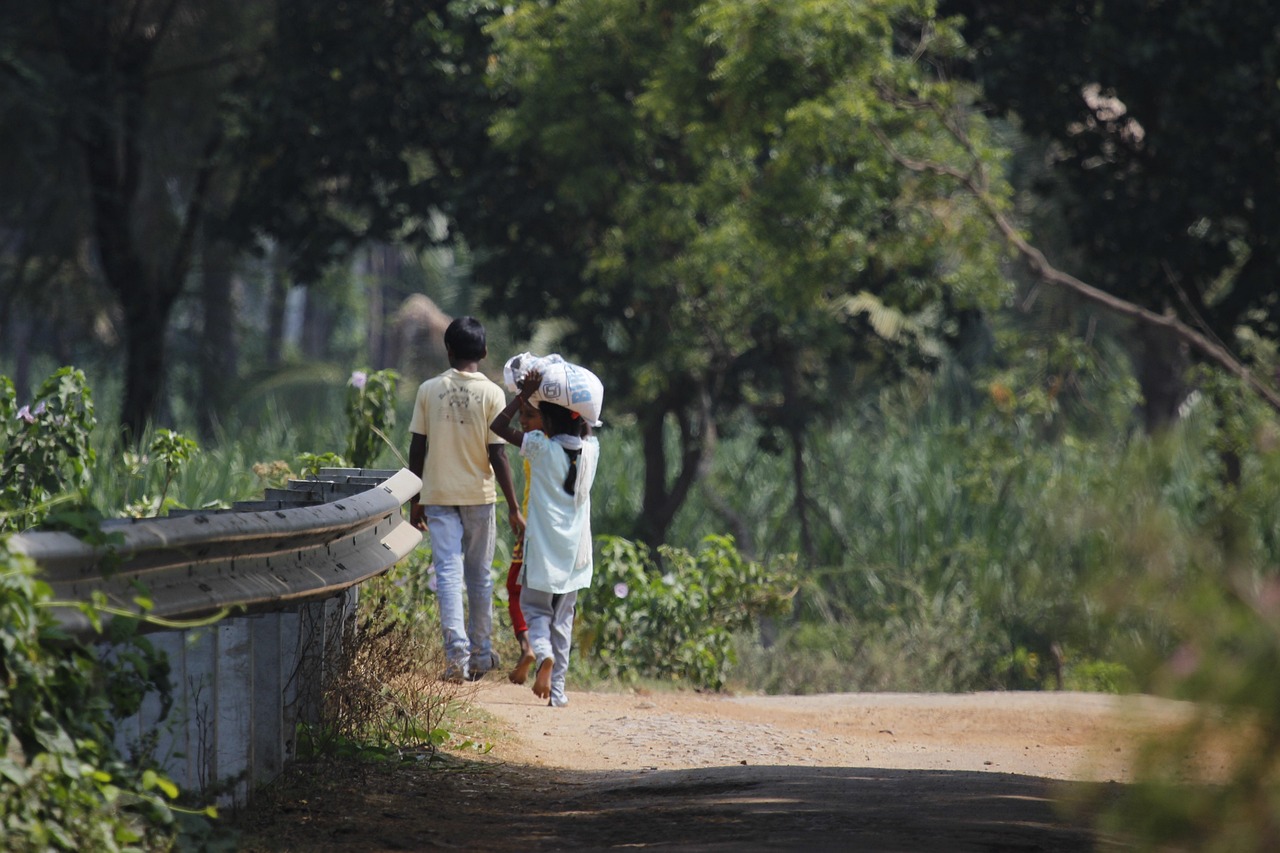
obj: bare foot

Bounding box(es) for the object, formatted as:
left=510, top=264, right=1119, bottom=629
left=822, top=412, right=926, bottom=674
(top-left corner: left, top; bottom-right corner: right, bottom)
left=509, top=650, right=536, bottom=685
left=532, top=658, right=553, bottom=700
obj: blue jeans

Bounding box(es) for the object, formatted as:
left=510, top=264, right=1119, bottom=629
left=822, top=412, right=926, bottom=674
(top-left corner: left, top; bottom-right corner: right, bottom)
left=425, top=504, right=496, bottom=675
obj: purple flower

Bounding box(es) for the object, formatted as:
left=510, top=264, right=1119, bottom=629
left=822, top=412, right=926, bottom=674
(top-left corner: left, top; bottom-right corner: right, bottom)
left=349, top=370, right=368, bottom=390
left=16, top=405, right=34, bottom=424
left=1167, top=643, right=1200, bottom=678
left=613, top=582, right=629, bottom=599
left=33, top=401, right=46, bottom=416
left=427, top=571, right=438, bottom=593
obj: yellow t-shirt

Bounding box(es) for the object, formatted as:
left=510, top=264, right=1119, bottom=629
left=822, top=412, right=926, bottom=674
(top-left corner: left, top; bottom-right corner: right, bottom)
left=409, top=368, right=507, bottom=505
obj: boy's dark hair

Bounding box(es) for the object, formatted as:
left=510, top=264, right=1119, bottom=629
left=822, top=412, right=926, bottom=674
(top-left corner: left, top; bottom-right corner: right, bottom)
left=444, top=316, right=486, bottom=361
left=539, top=402, right=588, bottom=495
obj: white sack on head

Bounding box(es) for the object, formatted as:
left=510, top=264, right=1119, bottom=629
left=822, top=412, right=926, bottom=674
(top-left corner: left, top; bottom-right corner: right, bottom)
left=503, top=351, right=605, bottom=427
left=503, top=351, right=562, bottom=392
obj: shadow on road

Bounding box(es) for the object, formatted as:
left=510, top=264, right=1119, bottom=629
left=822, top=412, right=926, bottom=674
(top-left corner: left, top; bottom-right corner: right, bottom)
left=235, top=756, right=1130, bottom=852
left=507, top=764, right=1123, bottom=851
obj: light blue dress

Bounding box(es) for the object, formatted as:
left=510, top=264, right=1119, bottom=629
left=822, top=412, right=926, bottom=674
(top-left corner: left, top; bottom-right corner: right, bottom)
left=519, top=431, right=599, bottom=594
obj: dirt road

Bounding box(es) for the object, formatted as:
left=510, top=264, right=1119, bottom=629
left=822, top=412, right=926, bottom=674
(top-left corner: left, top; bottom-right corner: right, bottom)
left=472, top=682, right=1195, bottom=782
left=238, top=684, right=1209, bottom=851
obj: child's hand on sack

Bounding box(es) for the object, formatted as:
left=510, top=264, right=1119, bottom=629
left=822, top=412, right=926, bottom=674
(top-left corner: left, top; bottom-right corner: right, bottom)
left=519, top=369, right=542, bottom=399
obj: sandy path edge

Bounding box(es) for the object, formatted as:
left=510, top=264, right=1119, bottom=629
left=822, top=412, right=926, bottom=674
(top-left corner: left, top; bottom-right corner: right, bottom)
left=466, top=682, right=1212, bottom=784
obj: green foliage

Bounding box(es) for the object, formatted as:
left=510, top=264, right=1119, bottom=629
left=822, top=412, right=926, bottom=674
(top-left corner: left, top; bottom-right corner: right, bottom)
left=117, top=429, right=201, bottom=518
left=0, top=368, right=96, bottom=533
left=1066, top=380, right=1280, bottom=850
left=297, top=452, right=348, bottom=478
left=0, top=539, right=180, bottom=851
left=678, top=359, right=1202, bottom=693
left=344, top=369, right=400, bottom=469
left=482, top=0, right=1014, bottom=543
left=576, top=535, right=795, bottom=690
left=84, top=422, right=274, bottom=520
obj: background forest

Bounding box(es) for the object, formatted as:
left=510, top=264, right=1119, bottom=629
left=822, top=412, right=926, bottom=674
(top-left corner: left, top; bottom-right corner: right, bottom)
left=4, top=1, right=1280, bottom=847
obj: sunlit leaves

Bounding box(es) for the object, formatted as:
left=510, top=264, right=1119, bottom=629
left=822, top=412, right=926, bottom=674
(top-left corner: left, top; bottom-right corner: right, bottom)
left=578, top=534, right=796, bottom=689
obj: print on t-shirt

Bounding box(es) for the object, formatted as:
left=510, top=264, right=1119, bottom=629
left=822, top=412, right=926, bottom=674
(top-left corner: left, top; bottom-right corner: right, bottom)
left=440, top=386, right=485, bottom=426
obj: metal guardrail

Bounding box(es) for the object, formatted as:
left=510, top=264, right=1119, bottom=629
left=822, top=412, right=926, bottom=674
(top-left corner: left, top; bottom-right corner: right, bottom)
left=9, top=467, right=424, bottom=806
left=11, top=467, right=423, bottom=637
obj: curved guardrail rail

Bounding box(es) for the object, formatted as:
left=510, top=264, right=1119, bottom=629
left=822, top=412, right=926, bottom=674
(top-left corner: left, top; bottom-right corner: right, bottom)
left=9, top=467, right=424, bottom=806
left=12, top=467, right=422, bottom=637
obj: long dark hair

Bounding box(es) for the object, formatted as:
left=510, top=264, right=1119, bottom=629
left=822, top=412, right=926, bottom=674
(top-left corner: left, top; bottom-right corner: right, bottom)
left=539, top=402, right=587, bottom=495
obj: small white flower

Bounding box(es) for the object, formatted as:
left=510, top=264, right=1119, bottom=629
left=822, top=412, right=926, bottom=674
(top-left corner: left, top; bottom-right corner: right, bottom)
left=349, top=370, right=368, bottom=390
left=613, top=582, right=629, bottom=599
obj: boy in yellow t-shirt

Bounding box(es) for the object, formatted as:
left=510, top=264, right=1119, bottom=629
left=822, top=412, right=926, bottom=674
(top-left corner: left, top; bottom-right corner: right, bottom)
left=407, top=317, right=521, bottom=682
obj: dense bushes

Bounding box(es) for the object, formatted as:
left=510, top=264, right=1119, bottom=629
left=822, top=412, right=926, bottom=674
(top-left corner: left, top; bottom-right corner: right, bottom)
left=0, top=541, right=179, bottom=851
left=576, top=535, right=795, bottom=689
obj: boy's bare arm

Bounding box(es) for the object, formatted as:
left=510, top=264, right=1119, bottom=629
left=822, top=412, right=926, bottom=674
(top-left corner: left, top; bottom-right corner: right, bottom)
left=408, top=432, right=427, bottom=530
left=489, top=444, right=523, bottom=536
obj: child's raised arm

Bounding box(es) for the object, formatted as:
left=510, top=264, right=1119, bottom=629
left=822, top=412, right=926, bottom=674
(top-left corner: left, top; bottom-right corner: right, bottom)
left=490, top=369, right=539, bottom=446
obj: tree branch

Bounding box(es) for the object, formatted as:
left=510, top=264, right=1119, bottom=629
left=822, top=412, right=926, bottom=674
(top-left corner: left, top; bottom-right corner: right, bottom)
left=870, top=118, right=1280, bottom=415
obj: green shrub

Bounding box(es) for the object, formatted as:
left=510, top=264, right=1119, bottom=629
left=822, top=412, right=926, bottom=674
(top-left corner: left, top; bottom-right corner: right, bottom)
left=0, top=368, right=96, bottom=533
left=0, top=539, right=180, bottom=851
left=576, top=535, right=796, bottom=690
left=345, top=369, right=400, bottom=469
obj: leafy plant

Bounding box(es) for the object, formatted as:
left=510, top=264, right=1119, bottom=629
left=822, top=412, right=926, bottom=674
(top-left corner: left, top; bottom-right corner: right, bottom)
left=297, top=451, right=348, bottom=477
left=0, top=368, right=96, bottom=533
left=576, top=535, right=795, bottom=690
left=119, top=429, right=202, bottom=518
left=147, top=429, right=200, bottom=513
left=0, top=538, right=182, bottom=851
left=344, top=369, right=401, bottom=469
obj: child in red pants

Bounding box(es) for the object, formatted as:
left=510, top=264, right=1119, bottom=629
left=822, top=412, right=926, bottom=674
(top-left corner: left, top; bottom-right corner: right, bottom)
left=506, top=399, right=542, bottom=683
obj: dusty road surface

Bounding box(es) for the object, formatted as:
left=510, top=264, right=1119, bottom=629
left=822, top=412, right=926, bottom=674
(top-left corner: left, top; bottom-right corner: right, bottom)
left=238, top=684, right=1212, bottom=851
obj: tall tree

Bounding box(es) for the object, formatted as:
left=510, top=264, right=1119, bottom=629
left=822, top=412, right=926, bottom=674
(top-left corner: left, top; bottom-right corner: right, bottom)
left=221, top=0, right=505, bottom=282
left=2, top=0, right=508, bottom=435
left=476, top=0, right=1011, bottom=546
left=0, top=0, right=269, bottom=440
left=0, top=11, right=111, bottom=400
left=941, top=0, right=1280, bottom=430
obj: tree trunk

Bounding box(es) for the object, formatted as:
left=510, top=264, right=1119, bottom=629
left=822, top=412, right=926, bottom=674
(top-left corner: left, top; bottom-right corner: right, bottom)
left=120, top=290, right=175, bottom=440
left=638, top=388, right=716, bottom=550
left=197, top=239, right=238, bottom=440
left=790, top=425, right=815, bottom=562
left=302, top=289, right=334, bottom=361
left=1136, top=324, right=1189, bottom=433
left=366, top=245, right=391, bottom=370
left=266, top=254, right=289, bottom=369
left=6, top=308, right=33, bottom=402
left=639, top=409, right=675, bottom=549
left=56, top=2, right=212, bottom=441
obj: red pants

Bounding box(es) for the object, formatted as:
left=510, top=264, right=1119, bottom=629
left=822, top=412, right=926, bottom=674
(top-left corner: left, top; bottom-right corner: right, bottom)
left=506, top=538, right=527, bottom=636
